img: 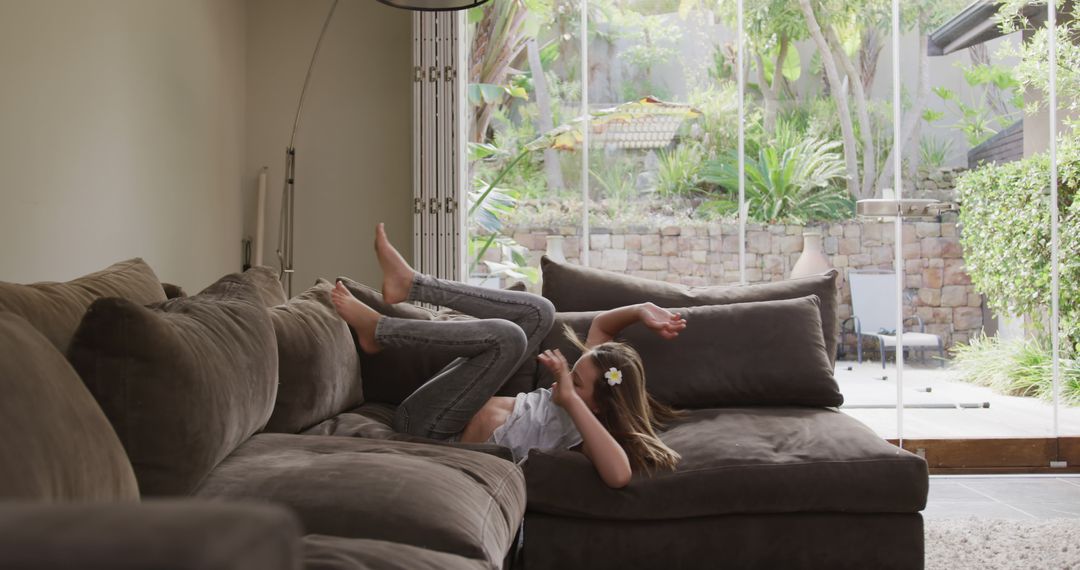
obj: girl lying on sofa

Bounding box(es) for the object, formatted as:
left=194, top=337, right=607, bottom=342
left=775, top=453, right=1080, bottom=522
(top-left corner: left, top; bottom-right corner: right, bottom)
left=331, top=223, right=684, bottom=488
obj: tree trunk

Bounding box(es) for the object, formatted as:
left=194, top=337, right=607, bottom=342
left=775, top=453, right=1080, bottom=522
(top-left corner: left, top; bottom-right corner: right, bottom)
left=859, top=27, right=882, bottom=93
left=969, top=43, right=1010, bottom=117
left=825, top=25, right=877, bottom=197
left=798, top=0, right=860, bottom=198
left=876, top=16, right=931, bottom=193
left=755, top=51, right=779, bottom=134
left=527, top=38, right=564, bottom=191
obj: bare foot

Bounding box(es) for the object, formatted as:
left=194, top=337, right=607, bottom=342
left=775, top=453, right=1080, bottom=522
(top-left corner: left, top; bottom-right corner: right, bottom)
left=331, top=281, right=383, bottom=354
left=374, top=222, right=415, bottom=304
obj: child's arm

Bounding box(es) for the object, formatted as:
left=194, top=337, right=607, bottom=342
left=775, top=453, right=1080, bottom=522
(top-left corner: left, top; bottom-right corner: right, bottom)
left=586, top=302, right=686, bottom=347
left=539, top=349, right=632, bottom=488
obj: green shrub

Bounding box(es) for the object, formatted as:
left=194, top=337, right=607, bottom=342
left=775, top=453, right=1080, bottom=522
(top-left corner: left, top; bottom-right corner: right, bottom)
left=951, top=333, right=1080, bottom=406
left=699, top=131, right=853, bottom=224
left=955, top=137, right=1080, bottom=354
left=656, top=144, right=704, bottom=197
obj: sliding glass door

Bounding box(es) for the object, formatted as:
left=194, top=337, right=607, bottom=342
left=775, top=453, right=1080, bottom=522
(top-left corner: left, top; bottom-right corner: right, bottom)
left=461, top=0, right=1072, bottom=470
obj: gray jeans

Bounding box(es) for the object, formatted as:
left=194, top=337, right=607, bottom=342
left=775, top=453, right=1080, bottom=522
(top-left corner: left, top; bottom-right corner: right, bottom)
left=375, top=274, right=555, bottom=440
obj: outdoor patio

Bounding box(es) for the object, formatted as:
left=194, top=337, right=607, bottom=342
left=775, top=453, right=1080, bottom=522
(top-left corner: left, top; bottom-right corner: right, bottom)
left=837, top=359, right=1080, bottom=439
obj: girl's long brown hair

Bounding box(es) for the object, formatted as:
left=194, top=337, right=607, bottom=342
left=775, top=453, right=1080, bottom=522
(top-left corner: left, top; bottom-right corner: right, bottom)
left=563, top=325, right=683, bottom=473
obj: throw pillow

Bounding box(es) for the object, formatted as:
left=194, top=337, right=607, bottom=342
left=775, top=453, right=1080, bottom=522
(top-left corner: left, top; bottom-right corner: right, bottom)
left=67, top=270, right=279, bottom=496
left=336, top=276, right=537, bottom=404
left=540, top=255, right=840, bottom=366
left=264, top=279, right=363, bottom=433
left=0, top=312, right=139, bottom=501
left=0, top=258, right=167, bottom=353
left=536, top=295, right=842, bottom=408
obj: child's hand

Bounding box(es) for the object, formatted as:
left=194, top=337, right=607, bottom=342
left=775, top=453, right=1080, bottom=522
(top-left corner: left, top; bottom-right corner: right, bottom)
left=538, top=349, right=581, bottom=409
left=640, top=302, right=686, bottom=340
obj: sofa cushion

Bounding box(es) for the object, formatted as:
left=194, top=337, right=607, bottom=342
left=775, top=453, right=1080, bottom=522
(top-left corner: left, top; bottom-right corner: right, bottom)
left=540, top=255, right=840, bottom=365
left=537, top=297, right=842, bottom=408
left=303, top=403, right=514, bottom=462
left=0, top=258, right=167, bottom=352
left=303, top=536, right=492, bottom=570
left=337, top=276, right=535, bottom=403
left=523, top=407, right=928, bottom=520
left=206, top=265, right=287, bottom=308
left=0, top=312, right=139, bottom=501
left=196, top=433, right=524, bottom=567
left=265, top=280, right=363, bottom=433
left=67, top=270, right=279, bottom=496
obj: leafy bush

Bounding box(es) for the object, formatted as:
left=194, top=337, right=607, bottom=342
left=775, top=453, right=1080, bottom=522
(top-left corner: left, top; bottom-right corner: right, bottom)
left=956, top=137, right=1080, bottom=353
left=656, top=144, right=704, bottom=197
left=951, top=333, right=1080, bottom=406
left=919, top=135, right=953, bottom=174
left=699, top=131, right=853, bottom=224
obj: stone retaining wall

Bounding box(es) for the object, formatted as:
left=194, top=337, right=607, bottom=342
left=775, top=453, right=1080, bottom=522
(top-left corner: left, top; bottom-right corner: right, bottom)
left=491, top=216, right=984, bottom=358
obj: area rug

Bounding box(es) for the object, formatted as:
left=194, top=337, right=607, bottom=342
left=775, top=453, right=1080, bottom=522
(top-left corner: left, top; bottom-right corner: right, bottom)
left=925, top=517, right=1080, bottom=569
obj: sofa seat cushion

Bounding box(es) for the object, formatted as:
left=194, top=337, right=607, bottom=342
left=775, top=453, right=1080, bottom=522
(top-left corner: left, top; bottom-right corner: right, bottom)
left=302, top=403, right=514, bottom=462
left=523, top=407, right=927, bottom=520
left=303, top=536, right=492, bottom=570
left=196, top=433, right=524, bottom=567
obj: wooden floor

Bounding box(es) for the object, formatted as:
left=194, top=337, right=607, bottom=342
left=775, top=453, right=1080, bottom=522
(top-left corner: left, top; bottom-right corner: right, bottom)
left=926, top=476, right=1080, bottom=520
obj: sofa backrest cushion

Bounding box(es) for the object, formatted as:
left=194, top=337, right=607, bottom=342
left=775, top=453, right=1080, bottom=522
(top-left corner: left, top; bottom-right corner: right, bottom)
left=0, top=258, right=167, bottom=353
left=537, top=296, right=842, bottom=408
left=67, top=270, right=279, bottom=496
left=540, top=256, right=840, bottom=366
left=264, top=279, right=363, bottom=433
left=336, top=276, right=536, bottom=403
left=0, top=312, right=139, bottom=501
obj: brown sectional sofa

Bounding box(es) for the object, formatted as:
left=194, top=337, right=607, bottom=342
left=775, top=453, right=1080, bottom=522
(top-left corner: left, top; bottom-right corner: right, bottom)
left=0, top=256, right=929, bottom=569
left=0, top=260, right=522, bottom=569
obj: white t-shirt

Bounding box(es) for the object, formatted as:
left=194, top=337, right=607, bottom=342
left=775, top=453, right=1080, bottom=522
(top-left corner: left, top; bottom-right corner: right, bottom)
left=489, top=387, right=583, bottom=463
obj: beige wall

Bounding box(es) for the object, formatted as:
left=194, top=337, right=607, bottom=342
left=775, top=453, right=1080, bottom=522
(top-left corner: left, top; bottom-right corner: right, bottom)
left=244, top=0, right=412, bottom=293
left=0, top=0, right=246, bottom=292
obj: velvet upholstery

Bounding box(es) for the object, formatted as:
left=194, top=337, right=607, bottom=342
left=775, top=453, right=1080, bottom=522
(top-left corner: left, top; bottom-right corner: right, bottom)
left=303, top=403, right=514, bottom=462
left=336, top=276, right=536, bottom=403
left=266, top=280, right=363, bottom=433
left=196, top=433, right=525, bottom=568
left=67, top=271, right=279, bottom=496
left=303, top=536, right=494, bottom=570
left=522, top=512, right=924, bottom=570
left=536, top=296, right=842, bottom=407
left=0, top=312, right=139, bottom=502
left=0, top=501, right=302, bottom=570
left=524, top=407, right=927, bottom=520
left=0, top=258, right=166, bottom=352
left=540, top=256, right=841, bottom=365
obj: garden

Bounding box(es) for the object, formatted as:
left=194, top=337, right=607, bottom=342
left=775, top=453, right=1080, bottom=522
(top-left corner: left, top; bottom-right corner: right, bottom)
left=465, top=0, right=1078, bottom=405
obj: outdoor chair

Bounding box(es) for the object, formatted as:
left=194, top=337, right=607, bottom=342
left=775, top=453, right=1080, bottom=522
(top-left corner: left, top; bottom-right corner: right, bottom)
left=848, top=269, right=944, bottom=368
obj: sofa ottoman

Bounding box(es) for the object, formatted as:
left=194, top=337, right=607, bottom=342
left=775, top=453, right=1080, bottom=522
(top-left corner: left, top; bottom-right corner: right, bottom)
left=516, top=259, right=929, bottom=569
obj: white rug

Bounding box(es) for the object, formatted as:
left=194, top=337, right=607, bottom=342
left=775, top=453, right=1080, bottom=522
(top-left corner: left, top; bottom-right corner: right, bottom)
left=926, top=518, right=1080, bottom=569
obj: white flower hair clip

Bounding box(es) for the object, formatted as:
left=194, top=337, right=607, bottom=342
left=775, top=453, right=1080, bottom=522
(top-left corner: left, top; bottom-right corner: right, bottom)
left=604, top=367, right=623, bottom=386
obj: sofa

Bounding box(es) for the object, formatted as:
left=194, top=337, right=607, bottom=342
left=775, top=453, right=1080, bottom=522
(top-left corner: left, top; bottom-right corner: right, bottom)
left=0, top=256, right=928, bottom=569
left=515, top=258, right=929, bottom=569
left=0, top=259, right=524, bottom=570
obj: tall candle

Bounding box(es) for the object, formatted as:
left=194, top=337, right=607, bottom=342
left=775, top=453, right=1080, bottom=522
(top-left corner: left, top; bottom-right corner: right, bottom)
left=255, top=167, right=267, bottom=266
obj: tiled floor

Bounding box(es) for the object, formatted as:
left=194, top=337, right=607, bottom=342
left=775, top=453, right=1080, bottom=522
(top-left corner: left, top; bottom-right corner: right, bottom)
left=926, top=476, right=1080, bottom=520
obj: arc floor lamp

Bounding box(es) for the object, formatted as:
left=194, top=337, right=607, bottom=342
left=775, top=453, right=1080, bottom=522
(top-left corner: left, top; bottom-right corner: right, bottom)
left=277, top=0, right=490, bottom=296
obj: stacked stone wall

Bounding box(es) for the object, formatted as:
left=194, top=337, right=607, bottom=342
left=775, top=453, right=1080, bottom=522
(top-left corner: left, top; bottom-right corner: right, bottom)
left=493, top=216, right=983, bottom=358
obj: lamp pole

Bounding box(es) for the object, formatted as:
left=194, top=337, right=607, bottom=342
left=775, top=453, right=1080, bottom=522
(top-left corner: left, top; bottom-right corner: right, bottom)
left=277, top=0, right=340, bottom=297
